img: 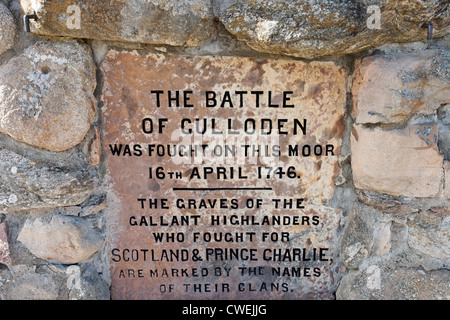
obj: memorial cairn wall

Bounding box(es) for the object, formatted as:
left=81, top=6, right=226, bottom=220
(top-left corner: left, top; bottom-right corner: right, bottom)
left=0, top=0, right=448, bottom=301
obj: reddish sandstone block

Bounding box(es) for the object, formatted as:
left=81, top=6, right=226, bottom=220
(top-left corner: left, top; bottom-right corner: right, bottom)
left=351, top=124, right=443, bottom=197
left=352, top=50, right=449, bottom=125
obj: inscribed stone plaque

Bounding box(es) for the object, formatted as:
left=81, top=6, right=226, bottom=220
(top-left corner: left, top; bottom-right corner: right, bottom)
left=102, top=51, right=346, bottom=299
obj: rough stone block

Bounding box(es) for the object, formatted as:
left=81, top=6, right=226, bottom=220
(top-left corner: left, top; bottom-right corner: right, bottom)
left=0, top=221, right=11, bottom=266
left=0, top=148, right=97, bottom=212
left=353, top=50, right=450, bottom=125
left=337, top=266, right=450, bottom=300
left=0, top=40, right=96, bottom=151
left=0, top=265, right=60, bottom=300
left=20, top=0, right=216, bottom=47
left=17, top=215, right=104, bottom=264
left=351, top=124, right=444, bottom=198
left=88, top=126, right=102, bottom=167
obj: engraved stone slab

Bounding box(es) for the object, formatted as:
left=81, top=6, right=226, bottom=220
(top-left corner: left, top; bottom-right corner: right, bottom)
left=102, top=52, right=346, bottom=299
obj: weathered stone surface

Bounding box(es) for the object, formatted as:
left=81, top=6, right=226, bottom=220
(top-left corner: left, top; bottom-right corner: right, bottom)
left=406, top=209, right=450, bottom=270
left=65, top=264, right=110, bottom=300
left=0, top=262, right=110, bottom=300
left=0, top=221, right=11, bottom=266
left=102, top=52, right=346, bottom=299
left=351, top=124, right=444, bottom=197
left=20, top=0, right=216, bottom=47
left=215, top=0, right=450, bottom=59
left=0, top=40, right=96, bottom=151
left=337, top=266, right=450, bottom=300
left=340, top=203, right=394, bottom=269
left=0, top=148, right=97, bottom=212
left=88, top=126, right=101, bottom=167
left=0, top=2, right=16, bottom=56
left=102, top=51, right=347, bottom=203
left=353, top=50, right=450, bottom=125
left=17, top=214, right=103, bottom=264
left=408, top=217, right=450, bottom=260
left=0, top=265, right=60, bottom=300
left=81, top=201, right=106, bottom=217
left=358, top=191, right=419, bottom=216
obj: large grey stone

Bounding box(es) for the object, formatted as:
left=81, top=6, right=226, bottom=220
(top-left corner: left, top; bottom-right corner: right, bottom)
left=0, top=148, right=97, bottom=212
left=408, top=216, right=450, bottom=261
left=20, top=0, right=216, bottom=47
left=215, top=0, right=450, bottom=59
left=17, top=214, right=104, bottom=264
left=0, top=40, right=96, bottom=151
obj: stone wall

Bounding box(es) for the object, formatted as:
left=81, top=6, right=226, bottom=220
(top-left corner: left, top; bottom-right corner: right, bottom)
left=0, top=0, right=448, bottom=300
